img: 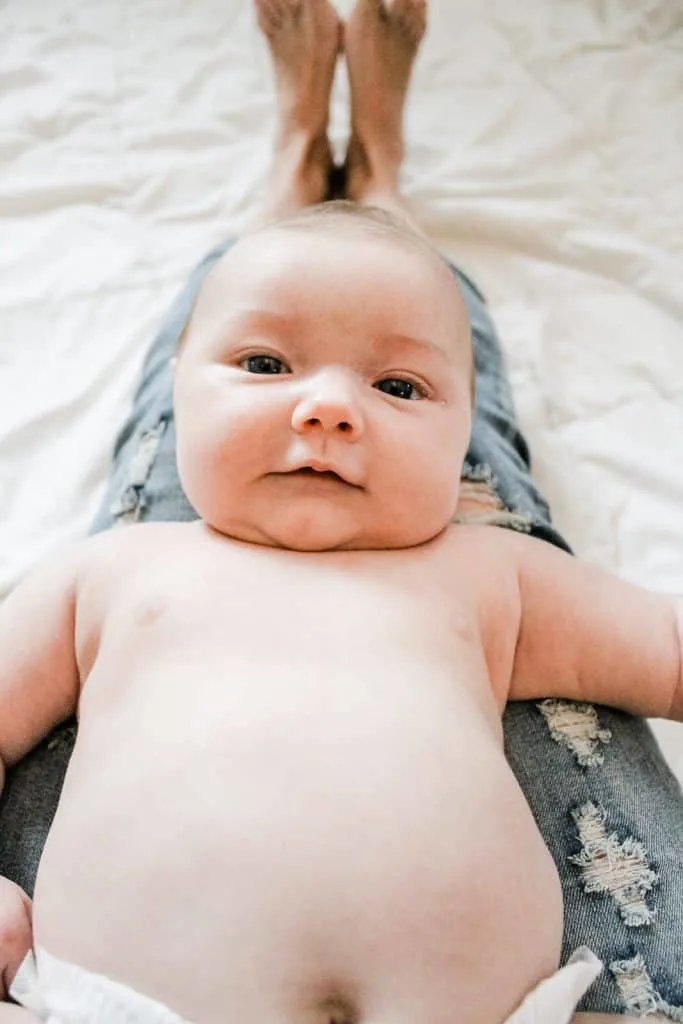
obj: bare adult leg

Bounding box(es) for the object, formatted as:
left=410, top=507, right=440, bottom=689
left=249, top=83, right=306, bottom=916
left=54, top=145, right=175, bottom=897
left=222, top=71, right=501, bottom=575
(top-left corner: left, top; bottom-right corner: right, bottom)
left=344, top=0, right=427, bottom=234
left=248, top=0, right=343, bottom=229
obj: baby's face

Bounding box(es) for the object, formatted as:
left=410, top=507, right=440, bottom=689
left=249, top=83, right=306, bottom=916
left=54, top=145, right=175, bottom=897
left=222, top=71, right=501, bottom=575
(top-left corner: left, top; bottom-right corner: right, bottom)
left=173, top=227, right=472, bottom=551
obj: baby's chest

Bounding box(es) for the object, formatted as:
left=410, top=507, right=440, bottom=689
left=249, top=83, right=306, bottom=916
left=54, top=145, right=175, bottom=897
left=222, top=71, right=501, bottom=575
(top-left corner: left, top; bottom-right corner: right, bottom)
left=92, top=528, right=518, bottom=701
left=138, top=554, right=485, bottom=664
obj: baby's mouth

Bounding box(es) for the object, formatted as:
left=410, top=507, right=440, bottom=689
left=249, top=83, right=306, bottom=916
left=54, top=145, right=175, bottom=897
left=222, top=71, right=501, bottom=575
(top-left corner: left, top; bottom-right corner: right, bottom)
left=281, top=465, right=364, bottom=488
left=291, top=467, right=344, bottom=482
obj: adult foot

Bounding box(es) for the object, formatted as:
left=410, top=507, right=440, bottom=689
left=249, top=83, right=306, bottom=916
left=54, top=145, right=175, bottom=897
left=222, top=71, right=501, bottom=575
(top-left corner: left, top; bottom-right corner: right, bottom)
left=344, top=0, right=427, bottom=200
left=255, top=0, right=343, bottom=212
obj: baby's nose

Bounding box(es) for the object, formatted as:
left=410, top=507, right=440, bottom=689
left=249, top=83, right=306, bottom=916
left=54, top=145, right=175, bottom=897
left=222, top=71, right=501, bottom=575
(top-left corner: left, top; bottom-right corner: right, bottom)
left=291, top=370, right=365, bottom=439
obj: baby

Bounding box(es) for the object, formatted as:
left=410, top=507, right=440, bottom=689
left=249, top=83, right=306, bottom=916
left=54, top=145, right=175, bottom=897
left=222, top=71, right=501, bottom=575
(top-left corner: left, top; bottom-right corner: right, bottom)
left=0, top=1, right=680, bottom=1022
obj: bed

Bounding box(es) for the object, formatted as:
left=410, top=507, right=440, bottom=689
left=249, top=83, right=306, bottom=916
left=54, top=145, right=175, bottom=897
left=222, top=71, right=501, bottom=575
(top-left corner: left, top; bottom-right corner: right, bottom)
left=1, top=0, right=681, bottom=780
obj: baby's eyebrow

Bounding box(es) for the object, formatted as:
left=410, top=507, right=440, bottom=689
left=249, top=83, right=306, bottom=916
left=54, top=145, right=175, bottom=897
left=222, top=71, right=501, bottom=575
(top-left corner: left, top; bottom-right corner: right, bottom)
left=373, top=332, right=456, bottom=366
left=218, top=309, right=455, bottom=366
left=218, top=308, right=293, bottom=337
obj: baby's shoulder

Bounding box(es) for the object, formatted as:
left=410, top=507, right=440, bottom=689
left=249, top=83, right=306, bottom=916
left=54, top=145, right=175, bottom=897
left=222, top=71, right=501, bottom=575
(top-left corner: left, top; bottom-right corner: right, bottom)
left=440, top=521, right=568, bottom=611
left=72, top=521, right=198, bottom=587
left=454, top=524, right=580, bottom=618
left=432, top=523, right=524, bottom=619
left=81, top=519, right=192, bottom=556
left=441, top=520, right=529, bottom=569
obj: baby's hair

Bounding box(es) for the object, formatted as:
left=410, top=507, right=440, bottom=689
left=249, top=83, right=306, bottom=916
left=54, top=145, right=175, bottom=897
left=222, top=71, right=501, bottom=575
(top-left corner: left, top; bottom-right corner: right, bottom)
left=255, top=200, right=445, bottom=270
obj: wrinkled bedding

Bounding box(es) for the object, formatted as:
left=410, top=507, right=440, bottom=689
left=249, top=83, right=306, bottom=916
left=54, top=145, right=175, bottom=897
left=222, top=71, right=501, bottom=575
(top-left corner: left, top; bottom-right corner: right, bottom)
left=0, top=0, right=681, bottom=776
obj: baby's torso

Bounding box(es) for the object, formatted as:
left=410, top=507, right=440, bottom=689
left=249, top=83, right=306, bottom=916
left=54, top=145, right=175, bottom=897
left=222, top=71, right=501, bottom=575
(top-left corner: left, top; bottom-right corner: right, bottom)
left=33, top=522, right=563, bottom=1024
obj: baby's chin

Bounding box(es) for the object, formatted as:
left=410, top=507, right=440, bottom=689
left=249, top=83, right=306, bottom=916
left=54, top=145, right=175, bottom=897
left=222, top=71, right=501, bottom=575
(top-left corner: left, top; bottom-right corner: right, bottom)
left=207, top=509, right=448, bottom=552
left=211, top=518, right=369, bottom=552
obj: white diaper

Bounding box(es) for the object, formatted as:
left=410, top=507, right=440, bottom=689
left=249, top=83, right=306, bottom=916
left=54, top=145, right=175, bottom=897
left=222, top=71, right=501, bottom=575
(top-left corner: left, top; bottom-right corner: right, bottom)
left=503, top=946, right=604, bottom=1024
left=10, top=945, right=602, bottom=1023
left=9, top=947, right=189, bottom=1023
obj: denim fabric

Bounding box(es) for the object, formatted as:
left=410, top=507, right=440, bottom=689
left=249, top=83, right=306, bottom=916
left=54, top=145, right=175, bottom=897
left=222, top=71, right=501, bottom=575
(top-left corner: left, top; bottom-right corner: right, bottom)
left=1, top=238, right=681, bottom=1016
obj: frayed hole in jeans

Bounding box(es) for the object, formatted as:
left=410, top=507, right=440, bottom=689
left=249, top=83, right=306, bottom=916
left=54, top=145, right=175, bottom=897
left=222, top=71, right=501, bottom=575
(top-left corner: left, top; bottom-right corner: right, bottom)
left=610, top=954, right=683, bottom=1020
left=569, top=802, right=658, bottom=928
left=537, top=700, right=612, bottom=767
left=110, top=419, right=168, bottom=526
left=453, top=465, right=532, bottom=534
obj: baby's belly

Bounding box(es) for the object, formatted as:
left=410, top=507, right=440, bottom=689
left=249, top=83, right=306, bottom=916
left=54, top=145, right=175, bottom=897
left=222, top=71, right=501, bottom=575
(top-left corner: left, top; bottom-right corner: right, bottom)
left=34, top=658, right=563, bottom=1024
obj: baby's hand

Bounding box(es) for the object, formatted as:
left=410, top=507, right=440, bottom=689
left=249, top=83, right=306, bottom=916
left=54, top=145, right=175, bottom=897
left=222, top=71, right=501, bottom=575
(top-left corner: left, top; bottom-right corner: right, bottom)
left=0, top=879, right=32, bottom=1001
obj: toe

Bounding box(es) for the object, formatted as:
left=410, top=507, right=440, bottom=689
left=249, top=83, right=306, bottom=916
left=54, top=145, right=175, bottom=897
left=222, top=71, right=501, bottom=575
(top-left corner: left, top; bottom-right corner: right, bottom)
left=255, top=0, right=280, bottom=36
left=392, top=0, right=427, bottom=45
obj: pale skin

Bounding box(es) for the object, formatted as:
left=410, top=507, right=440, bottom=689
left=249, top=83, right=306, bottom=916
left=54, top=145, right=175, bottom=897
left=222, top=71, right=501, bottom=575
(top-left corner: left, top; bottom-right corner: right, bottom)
left=0, top=1, right=679, bottom=1021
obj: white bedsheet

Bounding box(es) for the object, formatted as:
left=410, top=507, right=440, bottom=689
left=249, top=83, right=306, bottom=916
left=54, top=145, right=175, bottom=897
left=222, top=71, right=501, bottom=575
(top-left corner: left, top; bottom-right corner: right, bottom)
left=1, top=0, right=681, bottom=777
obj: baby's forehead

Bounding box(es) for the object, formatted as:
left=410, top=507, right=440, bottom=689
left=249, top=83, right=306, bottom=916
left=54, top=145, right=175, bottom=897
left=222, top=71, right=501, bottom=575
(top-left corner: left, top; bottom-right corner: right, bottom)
left=186, top=222, right=470, bottom=358
left=230, top=221, right=460, bottom=292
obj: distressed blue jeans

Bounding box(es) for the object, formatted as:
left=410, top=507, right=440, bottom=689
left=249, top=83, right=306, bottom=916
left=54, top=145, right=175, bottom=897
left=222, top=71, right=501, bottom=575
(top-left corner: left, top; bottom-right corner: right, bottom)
left=1, top=240, right=681, bottom=1016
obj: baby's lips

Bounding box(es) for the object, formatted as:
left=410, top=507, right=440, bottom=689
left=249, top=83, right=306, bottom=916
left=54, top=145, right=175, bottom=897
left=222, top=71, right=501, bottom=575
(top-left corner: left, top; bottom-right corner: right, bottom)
left=284, top=458, right=364, bottom=488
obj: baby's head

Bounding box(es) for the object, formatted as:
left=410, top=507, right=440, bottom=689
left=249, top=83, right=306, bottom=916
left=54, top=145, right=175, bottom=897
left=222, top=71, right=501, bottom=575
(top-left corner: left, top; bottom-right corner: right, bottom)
left=173, top=201, right=473, bottom=551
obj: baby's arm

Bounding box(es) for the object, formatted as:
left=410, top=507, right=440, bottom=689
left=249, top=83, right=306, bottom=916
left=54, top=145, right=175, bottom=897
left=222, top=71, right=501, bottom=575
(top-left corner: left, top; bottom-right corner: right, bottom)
left=507, top=535, right=682, bottom=720
left=0, top=546, right=83, bottom=780
left=0, top=878, right=32, bottom=1001
left=0, top=545, right=85, bottom=998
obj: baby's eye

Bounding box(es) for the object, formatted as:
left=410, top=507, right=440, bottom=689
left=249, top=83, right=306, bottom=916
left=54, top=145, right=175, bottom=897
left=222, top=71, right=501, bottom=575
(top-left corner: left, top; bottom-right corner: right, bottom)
left=375, top=378, right=425, bottom=401
left=240, top=354, right=289, bottom=375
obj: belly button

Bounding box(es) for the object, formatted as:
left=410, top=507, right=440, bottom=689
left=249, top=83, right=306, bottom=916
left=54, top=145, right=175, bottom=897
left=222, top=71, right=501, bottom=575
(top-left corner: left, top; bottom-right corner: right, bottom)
left=317, top=995, right=359, bottom=1024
